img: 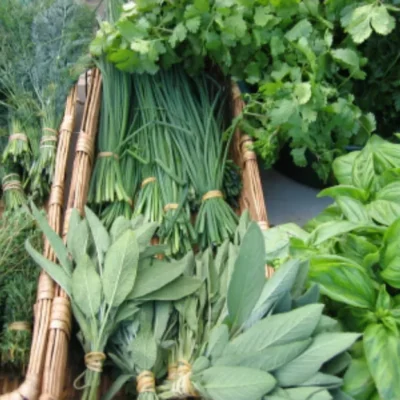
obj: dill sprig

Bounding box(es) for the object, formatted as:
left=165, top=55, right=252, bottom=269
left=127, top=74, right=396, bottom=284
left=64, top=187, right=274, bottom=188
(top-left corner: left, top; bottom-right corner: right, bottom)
left=29, top=0, right=96, bottom=195
left=0, top=208, right=41, bottom=373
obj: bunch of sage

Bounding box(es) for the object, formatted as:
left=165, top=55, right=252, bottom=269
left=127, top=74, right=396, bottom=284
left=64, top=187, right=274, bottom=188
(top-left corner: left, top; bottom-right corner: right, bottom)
left=25, top=205, right=202, bottom=400
left=158, top=215, right=359, bottom=400
left=104, top=302, right=177, bottom=400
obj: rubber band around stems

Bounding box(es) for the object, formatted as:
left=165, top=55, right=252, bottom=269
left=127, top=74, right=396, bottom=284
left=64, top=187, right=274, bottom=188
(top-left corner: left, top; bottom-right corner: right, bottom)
left=136, top=371, right=156, bottom=393
left=164, top=203, right=179, bottom=213
left=201, top=190, right=223, bottom=202
left=8, top=321, right=31, bottom=332
left=97, top=151, right=119, bottom=160
left=9, top=133, right=28, bottom=142
left=141, top=176, right=156, bottom=188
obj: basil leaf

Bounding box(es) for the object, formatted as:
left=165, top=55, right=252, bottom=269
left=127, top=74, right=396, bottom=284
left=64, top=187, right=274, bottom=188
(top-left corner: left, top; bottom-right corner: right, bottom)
left=318, top=185, right=369, bottom=202
left=343, top=357, right=375, bottom=400
left=336, top=196, right=370, bottom=223
left=332, top=150, right=360, bottom=185
left=364, top=323, right=400, bottom=400
left=367, top=200, right=400, bottom=226
left=309, top=255, right=376, bottom=308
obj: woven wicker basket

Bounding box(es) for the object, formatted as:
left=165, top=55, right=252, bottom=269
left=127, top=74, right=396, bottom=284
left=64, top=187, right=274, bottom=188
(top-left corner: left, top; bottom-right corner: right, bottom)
left=0, top=69, right=269, bottom=399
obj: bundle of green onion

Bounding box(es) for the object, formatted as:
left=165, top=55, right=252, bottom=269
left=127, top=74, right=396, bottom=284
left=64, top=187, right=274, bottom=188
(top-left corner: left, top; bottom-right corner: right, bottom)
left=88, top=58, right=133, bottom=205
left=155, top=67, right=238, bottom=248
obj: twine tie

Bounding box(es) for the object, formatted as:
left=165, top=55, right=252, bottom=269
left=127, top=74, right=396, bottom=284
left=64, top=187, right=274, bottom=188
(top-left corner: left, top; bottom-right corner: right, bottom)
left=141, top=177, right=156, bottom=188
left=136, top=371, right=156, bottom=393
left=84, top=352, right=106, bottom=373
left=202, top=190, right=223, bottom=202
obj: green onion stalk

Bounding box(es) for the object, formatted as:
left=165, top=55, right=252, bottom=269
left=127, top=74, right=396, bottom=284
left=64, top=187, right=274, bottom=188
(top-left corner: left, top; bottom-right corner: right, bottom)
left=99, top=152, right=137, bottom=229
left=0, top=263, right=40, bottom=374
left=153, top=110, right=196, bottom=257
left=131, top=74, right=163, bottom=224
left=156, top=68, right=238, bottom=248
left=2, top=114, right=32, bottom=172
left=98, top=112, right=142, bottom=228
left=88, top=59, right=132, bottom=205
left=1, top=165, right=27, bottom=211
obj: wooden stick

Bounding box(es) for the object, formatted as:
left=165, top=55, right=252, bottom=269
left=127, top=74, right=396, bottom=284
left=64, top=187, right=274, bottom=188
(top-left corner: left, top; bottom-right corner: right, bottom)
left=39, top=69, right=102, bottom=400
left=0, top=87, right=78, bottom=399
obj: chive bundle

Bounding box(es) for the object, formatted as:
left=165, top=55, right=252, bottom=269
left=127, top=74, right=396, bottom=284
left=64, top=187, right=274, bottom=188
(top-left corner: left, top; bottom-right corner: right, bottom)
left=154, top=68, right=238, bottom=248
left=88, top=58, right=132, bottom=205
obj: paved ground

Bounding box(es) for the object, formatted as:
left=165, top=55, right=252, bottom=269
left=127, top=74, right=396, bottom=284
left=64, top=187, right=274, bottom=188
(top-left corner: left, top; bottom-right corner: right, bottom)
left=261, top=168, right=332, bottom=227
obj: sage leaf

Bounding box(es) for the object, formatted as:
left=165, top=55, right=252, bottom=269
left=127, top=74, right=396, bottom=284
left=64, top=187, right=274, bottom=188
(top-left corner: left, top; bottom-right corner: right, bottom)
left=216, top=339, right=311, bottom=372
left=226, top=304, right=323, bottom=355
left=196, top=366, right=276, bottom=400
left=135, top=221, right=159, bottom=250
left=301, top=372, right=342, bottom=389
left=363, top=323, right=400, bottom=400
left=206, top=325, right=229, bottom=361
left=130, top=330, right=158, bottom=370
left=72, top=254, right=102, bottom=319
left=85, top=206, right=110, bottom=265
left=281, top=387, right=332, bottom=400
left=68, top=219, right=89, bottom=263
left=138, top=276, right=202, bottom=301
left=247, top=259, right=301, bottom=328
left=25, top=239, right=72, bottom=296
left=102, top=230, right=139, bottom=307
left=130, top=252, right=193, bottom=299
left=31, top=202, right=72, bottom=274
left=66, top=208, right=81, bottom=249
left=110, top=216, right=131, bottom=242
left=227, top=222, right=266, bottom=333
left=274, top=333, right=359, bottom=387
left=114, top=302, right=139, bottom=325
